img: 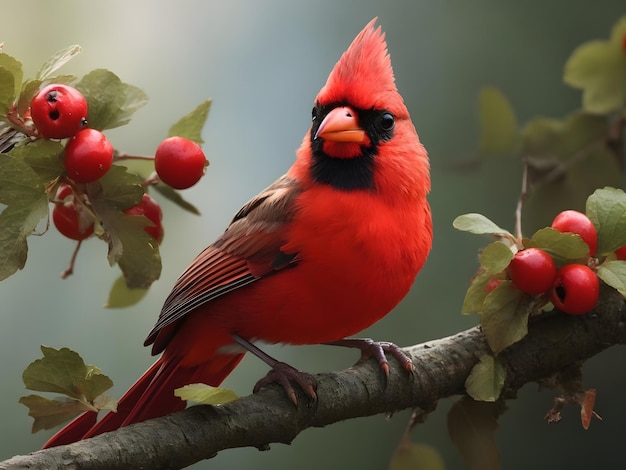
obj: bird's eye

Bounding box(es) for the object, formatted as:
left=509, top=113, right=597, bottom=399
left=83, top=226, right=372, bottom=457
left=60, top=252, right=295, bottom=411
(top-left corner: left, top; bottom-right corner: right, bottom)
left=380, top=113, right=395, bottom=131
left=311, top=107, right=317, bottom=122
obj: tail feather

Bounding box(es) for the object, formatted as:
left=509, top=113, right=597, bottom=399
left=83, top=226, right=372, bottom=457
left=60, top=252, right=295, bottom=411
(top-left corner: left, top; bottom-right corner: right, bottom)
left=42, top=353, right=244, bottom=449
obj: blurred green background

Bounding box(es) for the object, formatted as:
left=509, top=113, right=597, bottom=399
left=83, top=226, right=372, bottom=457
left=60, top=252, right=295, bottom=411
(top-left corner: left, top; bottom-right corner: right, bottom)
left=1, top=1, right=625, bottom=468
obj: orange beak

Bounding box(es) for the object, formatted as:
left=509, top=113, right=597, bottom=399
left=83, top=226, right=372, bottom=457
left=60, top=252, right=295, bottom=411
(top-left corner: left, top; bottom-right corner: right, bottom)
left=314, top=106, right=366, bottom=143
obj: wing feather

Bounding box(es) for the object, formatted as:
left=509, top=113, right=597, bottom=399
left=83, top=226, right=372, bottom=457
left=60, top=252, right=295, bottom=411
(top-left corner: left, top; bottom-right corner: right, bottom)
left=145, top=175, right=301, bottom=352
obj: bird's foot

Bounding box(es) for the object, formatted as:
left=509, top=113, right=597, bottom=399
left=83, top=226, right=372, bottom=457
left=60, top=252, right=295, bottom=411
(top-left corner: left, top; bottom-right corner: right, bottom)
left=325, top=338, right=413, bottom=380
left=253, top=362, right=318, bottom=406
left=231, top=333, right=317, bottom=405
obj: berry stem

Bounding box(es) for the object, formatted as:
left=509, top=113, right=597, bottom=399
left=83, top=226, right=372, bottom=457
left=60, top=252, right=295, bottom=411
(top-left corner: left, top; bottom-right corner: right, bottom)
left=5, top=105, right=37, bottom=137
left=514, top=159, right=529, bottom=249
left=114, top=152, right=155, bottom=162
left=142, top=171, right=161, bottom=187
left=60, top=240, right=83, bottom=279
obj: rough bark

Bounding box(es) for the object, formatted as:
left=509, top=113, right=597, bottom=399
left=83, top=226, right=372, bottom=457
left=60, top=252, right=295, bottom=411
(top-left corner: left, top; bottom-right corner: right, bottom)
left=2, top=286, right=625, bottom=470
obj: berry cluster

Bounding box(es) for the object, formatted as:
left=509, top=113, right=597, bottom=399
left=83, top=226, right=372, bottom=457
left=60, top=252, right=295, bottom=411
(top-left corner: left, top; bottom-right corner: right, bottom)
left=29, top=84, right=207, bottom=244
left=507, top=210, right=601, bottom=315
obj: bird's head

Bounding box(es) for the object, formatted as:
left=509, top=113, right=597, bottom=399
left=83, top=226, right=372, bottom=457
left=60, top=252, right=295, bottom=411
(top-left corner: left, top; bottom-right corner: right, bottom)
left=297, top=18, right=429, bottom=197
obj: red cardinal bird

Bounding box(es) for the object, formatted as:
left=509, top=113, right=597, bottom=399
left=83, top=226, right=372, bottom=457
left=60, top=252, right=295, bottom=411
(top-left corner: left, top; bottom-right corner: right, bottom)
left=43, top=18, right=432, bottom=448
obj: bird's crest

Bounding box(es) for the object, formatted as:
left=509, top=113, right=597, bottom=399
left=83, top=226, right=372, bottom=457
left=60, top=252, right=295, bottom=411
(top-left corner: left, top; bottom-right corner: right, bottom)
left=317, top=18, right=404, bottom=114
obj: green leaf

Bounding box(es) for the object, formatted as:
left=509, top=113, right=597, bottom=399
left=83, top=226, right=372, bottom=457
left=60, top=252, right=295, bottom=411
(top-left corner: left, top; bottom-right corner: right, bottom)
left=76, top=69, right=148, bottom=130
left=462, top=271, right=493, bottom=315
left=22, top=346, right=113, bottom=400
left=586, top=187, right=626, bottom=255
left=168, top=99, right=212, bottom=144
left=86, top=164, right=145, bottom=211
left=597, top=260, right=626, bottom=297
left=610, top=16, right=626, bottom=45
left=389, top=442, right=445, bottom=470
left=477, top=87, right=518, bottom=156
left=0, top=52, right=23, bottom=98
left=18, top=395, right=93, bottom=433
left=36, top=45, right=81, bottom=80
left=527, top=227, right=590, bottom=261
left=10, top=139, right=65, bottom=182
left=105, top=275, right=149, bottom=308
left=448, top=397, right=502, bottom=470
left=152, top=182, right=200, bottom=215
left=86, top=167, right=161, bottom=289
left=481, top=281, right=527, bottom=354
left=523, top=144, right=621, bottom=232
left=563, top=39, right=626, bottom=114
left=453, top=213, right=514, bottom=239
left=174, top=384, right=238, bottom=405
left=0, top=154, right=48, bottom=280
left=0, top=66, right=16, bottom=117
left=464, top=355, right=506, bottom=402
left=479, top=242, right=514, bottom=274
left=521, top=112, right=608, bottom=161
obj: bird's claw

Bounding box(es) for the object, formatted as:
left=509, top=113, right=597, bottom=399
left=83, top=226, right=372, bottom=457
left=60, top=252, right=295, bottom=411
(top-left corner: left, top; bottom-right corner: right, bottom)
left=326, top=338, right=413, bottom=381
left=253, top=361, right=318, bottom=406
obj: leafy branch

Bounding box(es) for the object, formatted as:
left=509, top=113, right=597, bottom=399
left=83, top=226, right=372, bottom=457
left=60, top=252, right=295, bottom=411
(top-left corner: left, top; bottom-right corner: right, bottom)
left=1, top=286, right=624, bottom=469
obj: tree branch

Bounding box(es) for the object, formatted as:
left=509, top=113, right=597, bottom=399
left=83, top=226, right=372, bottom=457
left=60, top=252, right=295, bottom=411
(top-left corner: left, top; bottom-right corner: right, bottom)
left=2, top=286, right=625, bottom=470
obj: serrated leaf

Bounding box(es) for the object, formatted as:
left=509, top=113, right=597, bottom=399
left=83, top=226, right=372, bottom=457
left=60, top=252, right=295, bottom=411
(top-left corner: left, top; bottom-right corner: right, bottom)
left=465, top=355, right=506, bottom=402
left=18, top=395, right=93, bottom=433
left=462, top=271, right=493, bottom=315
left=0, top=154, right=48, bottom=280
left=168, top=99, right=212, bottom=144
left=563, top=39, right=626, bottom=114
left=528, top=227, right=590, bottom=261
left=174, top=384, right=238, bottom=405
left=10, top=139, right=65, bottom=182
left=76, top=69, right=148, bottom=130
left=105, top=274, right=149, bottom=308
left=586, top=187, right=626, bottom=255
left=389, top=442, right=445, bottom=470
left=453, top=213, right=514, bottom=239
left=0, top=52, right=23, bottom=98
left=85, top=167, right=160, bottom=288
left=94, top=207, right=161, bottom=289
left=36, top=45, right=81, bottom=80
left=0, top=66, right=16, bottom=117
left=22, top=346, right=113, bottom=401
left=153, top=182, right=200, bottom=215
left=477, top=87, right=518, bottom=157
left=597, top=260, right=626, bottom=297
left=481, top=281, right=527, bottom=354
left=479, top=241, right=514, bottom=274
left=448, top=397, right=501, bottom=470
left=86, top=164, right=145, bottom=211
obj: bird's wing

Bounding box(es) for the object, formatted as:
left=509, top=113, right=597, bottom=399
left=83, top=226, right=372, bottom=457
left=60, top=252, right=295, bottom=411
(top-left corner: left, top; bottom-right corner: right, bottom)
left=145, top=174, right=301, bottom=352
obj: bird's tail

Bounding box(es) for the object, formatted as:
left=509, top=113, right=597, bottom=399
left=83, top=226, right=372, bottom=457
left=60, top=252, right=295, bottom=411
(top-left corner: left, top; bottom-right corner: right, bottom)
left=42, top=352, right=244, bottom=448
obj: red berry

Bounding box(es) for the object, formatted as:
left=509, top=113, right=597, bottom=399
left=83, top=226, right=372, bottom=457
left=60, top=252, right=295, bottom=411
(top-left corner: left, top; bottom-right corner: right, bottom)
left=550, top=264, right=599, bottom=315
left=155, top=136, right=206, bottom=189
left=508, top=248, right=557, bottom=295
left=124, top=194, right=164, bottom=243
left=64, top=129, right=114, bottom=183
left=52, top=184, right=94, bottom=241
left=551, top=210, right=597, bottom=256
left=30, top=84, right=88, bottom=139
left=615, top=246, right=626, bottom=261
left=622, top=33, right=626, bottom=53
